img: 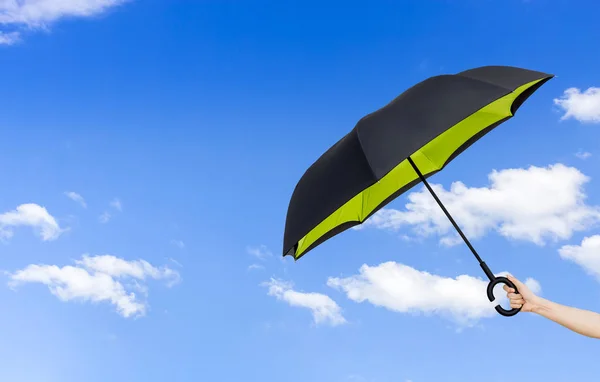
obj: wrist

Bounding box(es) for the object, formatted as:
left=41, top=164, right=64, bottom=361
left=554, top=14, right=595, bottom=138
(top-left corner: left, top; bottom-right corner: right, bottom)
left=529, top=296, right=550, bottom=314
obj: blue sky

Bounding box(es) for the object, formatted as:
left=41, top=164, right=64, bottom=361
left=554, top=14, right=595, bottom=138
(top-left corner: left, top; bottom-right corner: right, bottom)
left=2, top=1, right=600, bottom=381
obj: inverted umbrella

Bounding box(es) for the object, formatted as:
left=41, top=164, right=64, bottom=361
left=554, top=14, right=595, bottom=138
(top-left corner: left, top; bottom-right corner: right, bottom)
left=282, top=65, right=553, bottom=317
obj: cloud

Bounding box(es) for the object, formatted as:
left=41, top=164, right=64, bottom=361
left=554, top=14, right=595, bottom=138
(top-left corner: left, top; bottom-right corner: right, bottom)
left=98, top=211, right=111, bottom=223
left=0, top=30, right=19, bottom=45
left=168, top=257, right=183, bottom=268
left=558, top=235, right=600, bottom=280
left=248, top=264, right=265, bottom=271
left=263, top=278, right=346, bottom=326
left=575, top=150, right=592, bottom=160
left=247, top=245, right=272, bottom=261
left=327, top=262, right=540, bottom=327
left=7, top=254, right=180, bottom=318
left=99, top=198, right=122, bottom=223
left=359, top=164, right=600, bottom=246
left=64, top=191, right=87, bottom=208
left=0, top=203, right=64, bottom=241
left=554, top=87, right=600, bottom=123
left=171, top=240, right=185, bottom=249
left=0, top=0, right=127, bottom=44
left=76, top=254, right=180, bottom=286
left=347, top=375, right=368, bottom=382
left=110, top=198, right=122, bottom=211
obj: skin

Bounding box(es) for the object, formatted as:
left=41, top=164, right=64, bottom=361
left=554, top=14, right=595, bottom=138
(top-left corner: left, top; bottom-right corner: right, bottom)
left=504, top=274, right=600, bottom=339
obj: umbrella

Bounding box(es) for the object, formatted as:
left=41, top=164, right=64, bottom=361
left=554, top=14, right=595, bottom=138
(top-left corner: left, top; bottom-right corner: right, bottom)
left=282, top=65, right=554, bottom=317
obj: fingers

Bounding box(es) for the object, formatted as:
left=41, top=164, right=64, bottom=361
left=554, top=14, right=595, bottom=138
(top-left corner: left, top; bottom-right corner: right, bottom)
left=504, top=286, right=524, bottom=304
left=510, top=296, right=525, bottom=305
left=506, top=273, right=523, bottom=288
left=507, top=290, right=524, bottom=308
left=503, top=274, right=528, bottom=309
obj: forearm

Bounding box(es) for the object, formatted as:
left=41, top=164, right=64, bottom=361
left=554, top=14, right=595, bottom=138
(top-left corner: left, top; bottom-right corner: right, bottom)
left=532, top=297, right=600, bottom=339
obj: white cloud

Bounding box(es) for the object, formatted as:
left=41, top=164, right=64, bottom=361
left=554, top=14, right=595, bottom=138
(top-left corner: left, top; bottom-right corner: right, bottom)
left=0, top=30, right=19, bottom=44
left=247, top=245, right=272, bottom=261
left=360, top=164, right=600, bottom=246
left=98, top=211, right=111, bottom=223
left=559, top=235, right=600, bottom=280
left=327, top=262, right=540, bottom=327
left=76, top=254, right=180, bottom=286
left=576, top=150, right=592, bottom=160
left=554, top=87, right=600, bottom=123
left=99, top=198, right=121, bottom=223
left=0, top=203, right=64, bottom=241
left=7, top=254, right=180, bottom=318
left=171, top=240, right=185, bottom=249
left=110, top=198, right=122, bottom=211
left=0, top=0, right=127, bottom=44
left=64, top=191, right=87, bottom=208
left=263, top=278, right=346, bottom=326
left=248, top=264, right=264, bottom=271
left=347, top=375, right=367, bottom=381
left=168, top=257, right=183, bottom=268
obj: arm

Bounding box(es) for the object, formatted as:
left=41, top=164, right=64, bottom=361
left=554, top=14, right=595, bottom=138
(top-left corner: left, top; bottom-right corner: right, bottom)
left=532, top=297, right=600, bottom=339
left=505, top=274, right=600, bottom=339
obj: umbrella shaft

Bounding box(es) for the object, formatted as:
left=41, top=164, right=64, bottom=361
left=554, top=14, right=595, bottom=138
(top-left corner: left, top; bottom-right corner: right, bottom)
left=406, top=156, right=490, bottom=273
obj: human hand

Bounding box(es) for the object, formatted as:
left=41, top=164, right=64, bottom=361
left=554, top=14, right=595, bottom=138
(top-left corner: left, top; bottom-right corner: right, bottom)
left=502, top=274, right=540, bottom=313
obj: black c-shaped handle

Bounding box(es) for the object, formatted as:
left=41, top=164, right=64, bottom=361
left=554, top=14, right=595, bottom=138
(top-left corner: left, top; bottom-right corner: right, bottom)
left=486, top=276, right=521, bottom=317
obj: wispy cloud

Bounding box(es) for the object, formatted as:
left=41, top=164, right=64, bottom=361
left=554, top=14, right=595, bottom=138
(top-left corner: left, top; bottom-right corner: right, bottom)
left=0, top=203, right=65, bottom=241
left=168, top=258, right=183, bottom=268
left=7, top=254, right=180, bottom=318
left=98, top=211, right=111, bottom=224
left=99, top=197, right=122, bottom=224
left=554, top=87, right=600, bottom=123
left=347, top=375, right=368, bottom=382
left=576, top=150, right=592, bottom=160
left=64, top=191, right=87, bottom=208
left=0, top=30, right=19, bottom=45
left=247, top=245, right=272, bottom=261
left=248, top=264, right=265, bottom=271
left=110, top=198, right=122, bottom=212
left=263, top=278, right=346, bottom=326
left=171, top=240, right=185, bottom=249
left=0, top=0, right=128, bottom=45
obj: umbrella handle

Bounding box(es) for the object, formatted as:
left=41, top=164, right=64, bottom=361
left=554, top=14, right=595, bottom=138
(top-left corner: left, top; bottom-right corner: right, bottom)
left=486, top=276, right=522, bottom=317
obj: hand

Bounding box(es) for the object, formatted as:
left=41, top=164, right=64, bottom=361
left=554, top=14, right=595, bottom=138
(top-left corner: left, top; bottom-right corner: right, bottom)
left=503, top=274, right=540, bottom=313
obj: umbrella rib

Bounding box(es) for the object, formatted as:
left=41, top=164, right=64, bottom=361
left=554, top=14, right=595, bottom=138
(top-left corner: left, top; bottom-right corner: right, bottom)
left=406, top=156, right=496, bottom=282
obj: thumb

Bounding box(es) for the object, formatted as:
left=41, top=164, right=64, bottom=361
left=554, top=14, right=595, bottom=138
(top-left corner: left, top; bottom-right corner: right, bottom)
left=506, top=273, right=525, bottom=289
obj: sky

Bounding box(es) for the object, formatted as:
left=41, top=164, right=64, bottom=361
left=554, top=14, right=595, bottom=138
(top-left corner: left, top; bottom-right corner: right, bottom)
left=1, top=0, right=600, bottom=381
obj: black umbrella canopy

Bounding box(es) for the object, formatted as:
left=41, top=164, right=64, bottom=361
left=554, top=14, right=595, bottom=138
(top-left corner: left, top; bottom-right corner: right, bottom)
left=283, top=66, right=553, bottom=261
